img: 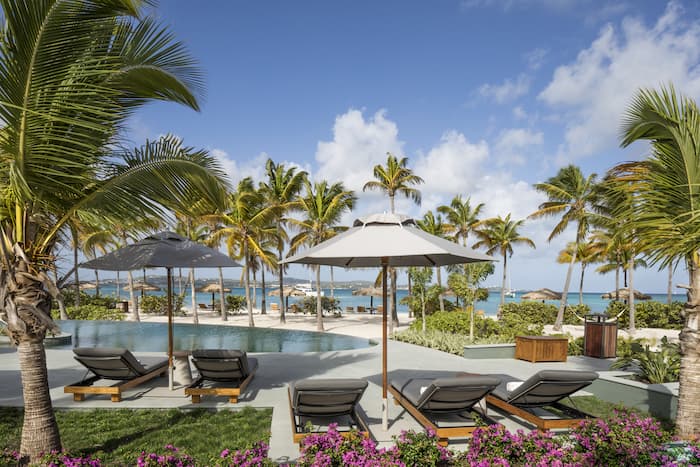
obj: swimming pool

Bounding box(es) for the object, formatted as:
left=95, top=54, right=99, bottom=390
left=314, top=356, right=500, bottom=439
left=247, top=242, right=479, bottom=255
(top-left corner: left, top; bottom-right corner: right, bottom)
left=34, top=320, right=374, bottom=353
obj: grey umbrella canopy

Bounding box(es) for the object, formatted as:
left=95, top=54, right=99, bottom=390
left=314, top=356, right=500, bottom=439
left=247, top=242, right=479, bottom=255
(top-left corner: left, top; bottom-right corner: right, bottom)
left=284, top=212, right=494, bottom=430
left=81, top=231, right=242, bottom=389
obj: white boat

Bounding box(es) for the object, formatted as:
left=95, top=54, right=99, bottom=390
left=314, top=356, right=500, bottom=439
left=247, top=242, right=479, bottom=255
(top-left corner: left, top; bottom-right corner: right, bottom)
left=294, top=283, right=325, bottom=297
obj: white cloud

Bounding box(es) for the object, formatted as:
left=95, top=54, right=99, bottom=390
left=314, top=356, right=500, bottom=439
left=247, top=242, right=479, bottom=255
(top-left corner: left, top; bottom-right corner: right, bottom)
left=478, top=74, right=531, bottom=103
left=494, top=128, right=544, bottom=165
left=210, top=148, right=269, bottom=186
left=512, top=106, right=528, bottom=120
left=315, top=109, right=404, bottom=193
left=524, top=47, right=548, bottom=70
left=539, top=2, right=700, bottom=163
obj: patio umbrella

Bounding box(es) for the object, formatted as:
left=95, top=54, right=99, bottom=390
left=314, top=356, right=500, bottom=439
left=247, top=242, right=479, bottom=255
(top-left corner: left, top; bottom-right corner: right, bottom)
left=521, top=288, right=562, bottom=301
left=284, top=212, right=494, bottom=430
left=80, top=231, right=242, bottom=389
left=196, top=283, right=231, bottom=309
left=352, top=286, right=382, bottom=310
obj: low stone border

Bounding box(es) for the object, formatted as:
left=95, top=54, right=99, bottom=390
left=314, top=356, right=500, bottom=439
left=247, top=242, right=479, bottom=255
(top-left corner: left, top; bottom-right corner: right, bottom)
left=463, top=343, right=516, bottom=359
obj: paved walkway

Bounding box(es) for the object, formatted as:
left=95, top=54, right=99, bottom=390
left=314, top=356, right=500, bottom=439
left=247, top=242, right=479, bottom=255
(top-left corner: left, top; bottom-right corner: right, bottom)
left=0, top=343, right=615, bottom=463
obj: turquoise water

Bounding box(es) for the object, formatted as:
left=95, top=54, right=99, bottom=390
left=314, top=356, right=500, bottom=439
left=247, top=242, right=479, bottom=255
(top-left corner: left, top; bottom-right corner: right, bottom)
left=50, top=320, right=373, bottom=353
left=85, top=285, right=686, bottom=317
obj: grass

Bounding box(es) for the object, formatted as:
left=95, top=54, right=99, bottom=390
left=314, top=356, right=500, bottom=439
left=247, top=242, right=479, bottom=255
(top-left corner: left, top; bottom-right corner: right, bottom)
left=0, top=406, right=272, bottom=464
left=562, top=395, right=675, bottom=432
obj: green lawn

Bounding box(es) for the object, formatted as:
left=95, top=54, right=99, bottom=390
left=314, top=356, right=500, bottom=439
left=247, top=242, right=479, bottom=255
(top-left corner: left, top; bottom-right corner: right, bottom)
left=562, top=395, right=675, bottom=432
left=0, top=407, right=272, bottom=464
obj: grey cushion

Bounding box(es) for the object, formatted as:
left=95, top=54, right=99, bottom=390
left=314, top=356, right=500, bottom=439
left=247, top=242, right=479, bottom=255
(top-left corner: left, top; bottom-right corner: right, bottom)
left=291, top=378, right=367, bottom=416
left=501, top=370, right=598, bottom=407
left=191, top=349, right=255, bottom=381
left=73, top=347, right=167, bottom=380
left=391, top=376, right=500, bottom=412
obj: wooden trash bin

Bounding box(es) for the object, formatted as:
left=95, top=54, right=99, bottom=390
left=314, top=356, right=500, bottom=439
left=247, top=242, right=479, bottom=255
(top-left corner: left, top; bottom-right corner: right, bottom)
left=515, top=335, right=568, bottom=362
left=584, top=314, right=617, bottom=358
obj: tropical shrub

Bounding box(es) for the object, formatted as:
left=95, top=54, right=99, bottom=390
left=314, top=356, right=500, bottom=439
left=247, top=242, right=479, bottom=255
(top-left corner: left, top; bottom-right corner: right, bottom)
left=51, top=305, right=123, bottom=321
left=392, top=430, right=452, bottom=466
left=297, top=296, right=341, bottom=315
left=392, top=328, right=475, bottom=355
left=55, top=290, right=118, bottom=310
left=402, top=284, right=457, bottom=317
left=500, top=301, right=583, bottom=326
left=34, top=450, right=102, bottom=466
left=612, top=337, right=681, bottom=383
left=136, top=445, right=194, bottom=466
left=214, top=442, right=273, bottom=467
left=611, top=301, right=684, bottom=329
left=139, top=296, right=185, bottom=316
left=409, top=310, right=500, bottom=336
left=295, top=424, right=397, bottom=466
left=225, top=295, right=246, bottom=314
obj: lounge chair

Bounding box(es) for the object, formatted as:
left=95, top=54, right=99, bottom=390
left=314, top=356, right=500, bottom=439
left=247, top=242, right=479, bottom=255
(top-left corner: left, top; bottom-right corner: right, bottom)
left=64, top=347, right=168, bottom=402
left=486, top=370, right=598, bottom=430
left=389, top=375, right=501, bottom=446
left=271, top=303, right=280, bottom=312
left=185, top=349, right=258, bottom=403
left=288, top=378, right=369, bottom=443
left=357, top=305, right=366, bottom=313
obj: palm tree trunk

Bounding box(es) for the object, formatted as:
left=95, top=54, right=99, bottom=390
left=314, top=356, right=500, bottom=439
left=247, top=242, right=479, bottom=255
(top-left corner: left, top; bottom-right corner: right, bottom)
left=94, top=270, right=100, bottom=298
left=676, top=257, right=700, bottom=437
left=127, top=271, right=139, bottom=321
left=252, top=269, right=257, bottom=308
left=116, top=271, right=121, bottom=301
left=261, top=267, right=267, bottom=314
left=73, top=241, right=80, bottom=308
left=330, top=266, right=335, bottom=299
left=437, top=266, right=445, bottom=313
left=244, top=244, right=254, bottom=327
left=628, top=254, right=635, bottom=334
left=668, top=263, right=673, bottom=306
left=218, top=267, right=227, bottom=321
left=615, top=255, right=620, bottom=301
left=421, top=290, right=426, bottom=333
left=555, top=243, right=578, bottom=331
left=407, top=274, right=412, bottom=318
left=498, top=252, right=507, bottom=319
left=316, top=265, right=324, bottom=331
left=190, top=267, right=198, bottom=325
left=18, top=341, right=61, bottom=461
left=178, top=268, right=183, bottom=296
left=278, top=241, right=286, bottom=324
left=469, top=298, right=476, bottom=342
left=579, top=264, right=585, bottom=305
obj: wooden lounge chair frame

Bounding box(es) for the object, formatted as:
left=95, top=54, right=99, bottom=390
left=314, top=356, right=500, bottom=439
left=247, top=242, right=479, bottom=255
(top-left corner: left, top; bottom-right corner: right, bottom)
left=185, top=349, right=257, bottom=403
left=64, top=348, right=167, bottom=402
left=389, top=375, right=501, bottom=446
left=486, top=370, right=598, bottom=430
left=288, top=379, right=370, bottom=444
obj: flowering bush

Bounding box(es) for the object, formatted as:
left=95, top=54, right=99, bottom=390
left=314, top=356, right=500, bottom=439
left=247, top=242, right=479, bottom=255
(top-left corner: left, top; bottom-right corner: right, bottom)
left=572, top=409, right=670, bottom=466
left=652, top=441, right=700, bottom=466
left=393, top=430, right=451, bottom=466
left=295, top=424, right=398, bottom=466
left=34, top=450, right=102, bottom=466
left=214, top=441, right=273, bottom=467
left=136, top=445, right=194, bottom=467
left=0, top=449, right=21, bottom=466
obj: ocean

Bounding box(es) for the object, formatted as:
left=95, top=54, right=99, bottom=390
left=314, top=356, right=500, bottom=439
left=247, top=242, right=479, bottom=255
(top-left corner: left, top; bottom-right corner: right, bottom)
left=83, top=284, right=686, bottom=317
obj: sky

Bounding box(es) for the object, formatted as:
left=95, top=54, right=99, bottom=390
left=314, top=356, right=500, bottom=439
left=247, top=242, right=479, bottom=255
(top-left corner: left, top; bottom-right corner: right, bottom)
left=80, top=0, right=700, bottom=293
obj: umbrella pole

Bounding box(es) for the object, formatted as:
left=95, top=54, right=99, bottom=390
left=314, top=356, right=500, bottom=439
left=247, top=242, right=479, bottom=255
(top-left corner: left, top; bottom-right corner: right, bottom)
left=382, top=260, right=388, bottom=431
left=167, top=267, right=174, bottom=390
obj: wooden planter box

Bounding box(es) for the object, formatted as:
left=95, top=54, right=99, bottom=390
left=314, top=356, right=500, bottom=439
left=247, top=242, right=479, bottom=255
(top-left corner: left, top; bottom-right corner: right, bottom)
left=515, top=335, right=568, bottom=362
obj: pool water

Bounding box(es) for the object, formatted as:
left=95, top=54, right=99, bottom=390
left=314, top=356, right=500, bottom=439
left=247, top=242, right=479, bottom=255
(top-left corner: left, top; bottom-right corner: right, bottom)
left=48, top=320, right=374, bottom=353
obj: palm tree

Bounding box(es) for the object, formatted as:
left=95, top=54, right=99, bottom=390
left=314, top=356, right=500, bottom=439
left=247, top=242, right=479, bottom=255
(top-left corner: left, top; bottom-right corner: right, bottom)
left=438, top=195, right=485, bottom=247
left=416, top=211, right=448, bottom=312
left=556, top=241, right=602, bottom=305
left=213, top=178, right=274, bottom=328
left=530, top=165, right=599, bottom=330
left=0, top=2, right=229, bottom=460
left=363, top=152, right=424, bottom=329
left=473, top=214, right=535, bottom=318
left=259, top=159, right=307, bottom=323
left=615, top=85, right=700, bottom=437
left=289, top=180, right=356, bottom=331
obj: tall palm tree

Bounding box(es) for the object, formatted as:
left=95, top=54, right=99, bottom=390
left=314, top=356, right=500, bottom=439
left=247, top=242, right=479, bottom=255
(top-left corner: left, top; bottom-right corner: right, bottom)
left=416, top=211, right=448, bottom=312
left=473, top=214, right=535, bottom=318
left=363, top=152, right=424, bottom=329
left=213, top=178, right=274, bottom=328
left=259, top=159, right=307, bottom=323
left=614, top=85, right=700, bottom=437
left=289, top=180, right=356, bottom=331
left=530, top=165, right=599, bottom=330
left=556, top=241, right=602, bottom=305
left=438, top=195, right=485, bottom=247
left=0, top=1, right=228, bottom=460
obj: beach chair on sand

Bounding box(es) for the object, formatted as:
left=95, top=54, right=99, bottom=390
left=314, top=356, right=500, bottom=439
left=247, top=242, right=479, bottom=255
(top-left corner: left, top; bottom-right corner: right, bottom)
left=486, top=370, right=598, bottom=430
left=271, top=303, right=280, bottom=312
left=289, top=378, right=370, bottom=443
left=389, top=374, right=501, bottom=446
left=185, top=349, right=258, bottom=403
left=64, top=347, right=168, bottom=402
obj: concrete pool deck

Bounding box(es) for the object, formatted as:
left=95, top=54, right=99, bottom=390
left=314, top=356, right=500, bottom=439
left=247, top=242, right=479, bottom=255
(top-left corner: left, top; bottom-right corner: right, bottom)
left=0, top=340, right=616, bottom=463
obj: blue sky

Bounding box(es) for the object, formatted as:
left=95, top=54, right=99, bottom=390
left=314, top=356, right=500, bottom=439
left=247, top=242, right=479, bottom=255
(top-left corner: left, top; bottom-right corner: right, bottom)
left=94, top=0, right=700, bottom=293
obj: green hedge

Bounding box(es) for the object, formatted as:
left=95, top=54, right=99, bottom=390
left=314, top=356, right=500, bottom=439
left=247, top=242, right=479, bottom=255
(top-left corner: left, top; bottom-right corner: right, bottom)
left=607, top=301, right=684, bottom=329
left=500, top=301, right=586, bottom=326
left=51, top=305, right=123, bottom=321
left=409, top=309, right=542, bottom=342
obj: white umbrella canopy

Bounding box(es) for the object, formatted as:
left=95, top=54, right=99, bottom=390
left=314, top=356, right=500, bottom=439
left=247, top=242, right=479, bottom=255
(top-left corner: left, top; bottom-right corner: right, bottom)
left=284, top=213, right=495, bottom=430
left=81, top=231, right=242, bottom=389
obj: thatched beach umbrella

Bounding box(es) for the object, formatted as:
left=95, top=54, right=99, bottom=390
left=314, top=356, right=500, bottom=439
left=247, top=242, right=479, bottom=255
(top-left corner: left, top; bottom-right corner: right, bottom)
left=81, top=231, right=241, bottom=390
left=284, top=213, right=494, bottom=430
left=268, top=286, right=305, bottom=297
left=196, top=283, right=231, bottom=309
left=602, top=288, right=652, bottom=300
left=352, top=286, right=383, bottom=310
left=521, top=288, right=562, bottom=301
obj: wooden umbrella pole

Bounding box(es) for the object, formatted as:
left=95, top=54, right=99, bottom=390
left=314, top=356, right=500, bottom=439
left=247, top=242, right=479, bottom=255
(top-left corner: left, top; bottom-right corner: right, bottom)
left=382, top=258, right=388, bottom=431
left=167, top=267, right=174, bottom=390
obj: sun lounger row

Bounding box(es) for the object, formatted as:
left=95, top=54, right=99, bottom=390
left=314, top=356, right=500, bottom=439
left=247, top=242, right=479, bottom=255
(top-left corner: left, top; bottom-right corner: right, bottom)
left=64, top=347, right=598, bottom=445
